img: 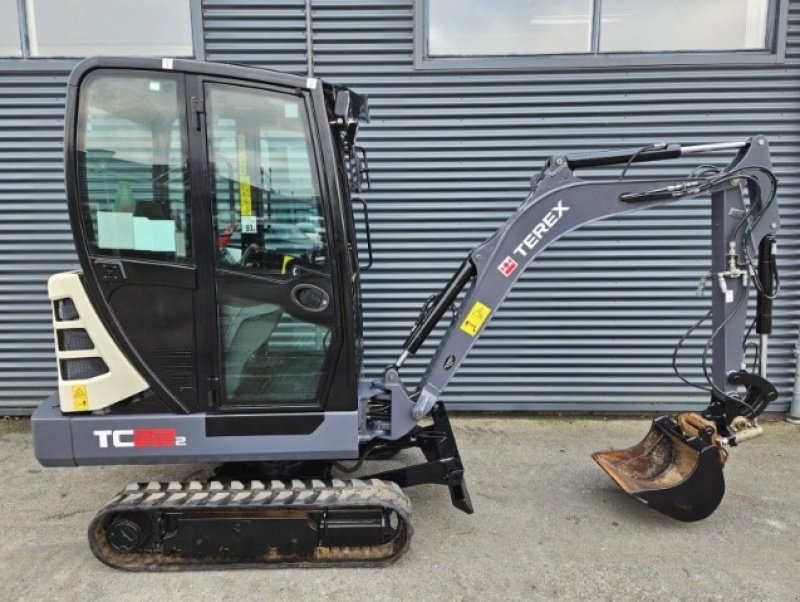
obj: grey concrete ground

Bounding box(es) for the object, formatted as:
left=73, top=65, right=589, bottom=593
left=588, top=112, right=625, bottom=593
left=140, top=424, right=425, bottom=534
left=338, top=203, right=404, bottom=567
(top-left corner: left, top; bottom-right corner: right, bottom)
left=0, top=416, right=798, bottom=602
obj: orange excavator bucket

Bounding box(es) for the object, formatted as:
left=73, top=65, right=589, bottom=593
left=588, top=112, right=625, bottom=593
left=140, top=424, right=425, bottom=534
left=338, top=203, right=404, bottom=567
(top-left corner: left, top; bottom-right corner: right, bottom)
left=593, top=414, right=727, bottom=522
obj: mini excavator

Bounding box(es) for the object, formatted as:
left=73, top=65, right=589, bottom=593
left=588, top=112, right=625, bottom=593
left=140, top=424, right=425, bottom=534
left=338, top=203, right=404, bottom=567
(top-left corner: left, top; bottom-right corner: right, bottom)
left=32, top=58, right=780, bottom=569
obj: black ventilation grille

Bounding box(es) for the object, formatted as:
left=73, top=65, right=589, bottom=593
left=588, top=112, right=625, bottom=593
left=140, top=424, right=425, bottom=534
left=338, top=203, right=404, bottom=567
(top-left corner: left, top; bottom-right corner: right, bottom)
left=60, top=357, right=109, bottom=380
left=57, top=328, right=93, bottom=351
left=55, top=298, right=79, bottom=321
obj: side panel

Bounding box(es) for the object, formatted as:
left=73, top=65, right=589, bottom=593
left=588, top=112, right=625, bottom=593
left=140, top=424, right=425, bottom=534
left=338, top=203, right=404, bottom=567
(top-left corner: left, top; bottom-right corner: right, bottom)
left=49, top=272, right=148, bottom=413
left=32, top=393, right=359, bottom=466
left=32, top=394, right=76, bottom=467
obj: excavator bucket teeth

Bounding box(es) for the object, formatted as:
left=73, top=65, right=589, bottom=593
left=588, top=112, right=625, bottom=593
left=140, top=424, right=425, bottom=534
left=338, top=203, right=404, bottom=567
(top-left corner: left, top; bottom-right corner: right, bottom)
left=592, top=415, right=726, bottom=522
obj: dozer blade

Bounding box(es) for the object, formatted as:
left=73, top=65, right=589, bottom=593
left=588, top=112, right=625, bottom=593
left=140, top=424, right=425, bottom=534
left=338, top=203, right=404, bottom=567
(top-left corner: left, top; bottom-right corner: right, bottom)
left=592, top=415, right=726, bottom=522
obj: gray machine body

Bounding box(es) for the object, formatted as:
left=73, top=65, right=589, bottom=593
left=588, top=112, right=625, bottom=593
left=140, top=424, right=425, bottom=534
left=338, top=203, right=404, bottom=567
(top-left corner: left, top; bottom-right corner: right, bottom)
left=33, top=393, right=360, bottom=466
left=32, top=137, right=778, bottom=465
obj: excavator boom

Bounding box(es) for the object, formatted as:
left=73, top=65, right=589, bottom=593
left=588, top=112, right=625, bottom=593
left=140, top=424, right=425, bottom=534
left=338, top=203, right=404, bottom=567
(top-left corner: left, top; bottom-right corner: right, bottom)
left=379, top=136, right=779, bottom=521
left=389, top=137, right=777, bottom=421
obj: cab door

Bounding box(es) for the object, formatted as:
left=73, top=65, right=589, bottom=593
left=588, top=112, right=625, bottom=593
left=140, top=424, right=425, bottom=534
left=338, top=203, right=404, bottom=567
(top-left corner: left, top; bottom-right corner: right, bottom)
left=202, top=80, right=342, bottom=410
left=69, top=68, right=201, bottom=412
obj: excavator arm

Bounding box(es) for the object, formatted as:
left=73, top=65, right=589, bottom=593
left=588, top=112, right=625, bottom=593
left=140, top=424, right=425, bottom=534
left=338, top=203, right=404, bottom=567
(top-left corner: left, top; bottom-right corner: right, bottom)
left=368, top=136, right=779, bottom=521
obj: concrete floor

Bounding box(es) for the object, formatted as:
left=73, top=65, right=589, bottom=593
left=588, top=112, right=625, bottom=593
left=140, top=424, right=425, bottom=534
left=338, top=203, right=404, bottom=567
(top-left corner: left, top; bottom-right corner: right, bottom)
left=0, top=416, right=798, bottom=602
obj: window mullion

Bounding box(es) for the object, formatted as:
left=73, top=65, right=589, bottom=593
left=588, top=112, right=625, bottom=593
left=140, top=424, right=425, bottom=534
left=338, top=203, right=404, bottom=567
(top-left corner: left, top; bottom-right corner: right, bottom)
left=15, top=0, right=30, bottom=57
left=766, top=0, right=778, bottom=51
left=591, top=0, right=603, bottom=54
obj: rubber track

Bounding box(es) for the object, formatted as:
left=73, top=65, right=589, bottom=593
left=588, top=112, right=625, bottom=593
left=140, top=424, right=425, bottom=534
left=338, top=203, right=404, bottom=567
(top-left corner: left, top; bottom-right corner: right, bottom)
left=88, top=478, right=412, bottom=571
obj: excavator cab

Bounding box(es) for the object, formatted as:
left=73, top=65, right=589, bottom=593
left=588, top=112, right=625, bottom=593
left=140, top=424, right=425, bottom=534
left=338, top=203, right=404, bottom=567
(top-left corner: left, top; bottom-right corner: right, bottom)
left=55, top=57, right=369, bottom=419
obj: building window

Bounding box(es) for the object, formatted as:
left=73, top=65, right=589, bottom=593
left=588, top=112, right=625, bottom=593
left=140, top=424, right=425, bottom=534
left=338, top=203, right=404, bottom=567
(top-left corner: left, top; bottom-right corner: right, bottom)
left=0, top=0, right=22, bottom=57
left=417, top=0, right=785, bottom=69
left=599, top=0, right=770, bottom=52
left=26, top=0, right=193, bottom=58
left=0, top=0, right=194, bottom=60
left=428, top=0, right=593, bottom=56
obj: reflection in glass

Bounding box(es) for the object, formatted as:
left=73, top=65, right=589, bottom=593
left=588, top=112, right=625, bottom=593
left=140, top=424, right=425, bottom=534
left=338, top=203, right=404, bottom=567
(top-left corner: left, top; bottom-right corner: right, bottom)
left=26, top=0, right=192, bottom=57
left=428, top=0, right=592, bottom=56
left=207, top=84, right=327, bottom=275
left=206, top=83, right=332, bottom=407
left=0, top=0, right=21, bottom=57
left=600, top=0, right=769, bottom=52
left=77, top=72, right=191, bottom=260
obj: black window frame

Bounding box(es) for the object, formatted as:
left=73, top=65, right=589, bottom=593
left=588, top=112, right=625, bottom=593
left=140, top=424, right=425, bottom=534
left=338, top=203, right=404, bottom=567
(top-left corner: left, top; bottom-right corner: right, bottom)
left=413, top=0, right=789, bottom=71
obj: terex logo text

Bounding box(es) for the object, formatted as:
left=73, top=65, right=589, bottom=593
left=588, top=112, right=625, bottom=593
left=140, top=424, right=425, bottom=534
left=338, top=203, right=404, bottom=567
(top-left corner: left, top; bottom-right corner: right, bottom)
left=513, top=200, right=569, bottom=258
left=93, top=428, right=187, bottom=448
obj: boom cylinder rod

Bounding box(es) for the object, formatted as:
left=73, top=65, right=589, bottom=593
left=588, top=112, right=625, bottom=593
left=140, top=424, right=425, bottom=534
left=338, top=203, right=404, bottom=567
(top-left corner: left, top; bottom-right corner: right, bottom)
left=681, top=141, right=748, bottom=154
left=396, top=260, right=476, bottom=367
left=565, top=139, right=749, bottom=169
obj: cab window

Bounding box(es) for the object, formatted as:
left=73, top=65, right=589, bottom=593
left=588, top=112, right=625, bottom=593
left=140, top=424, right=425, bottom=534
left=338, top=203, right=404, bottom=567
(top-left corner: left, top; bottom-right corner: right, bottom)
left=206, top=82, right=332, bottom=406
left=75, top=71, right=191, bottom=261
left=207, top=83, right=327, bottom=276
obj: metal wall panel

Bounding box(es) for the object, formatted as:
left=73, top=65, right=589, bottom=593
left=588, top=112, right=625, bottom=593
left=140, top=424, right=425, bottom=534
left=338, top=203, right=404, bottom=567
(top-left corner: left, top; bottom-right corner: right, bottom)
left=0, top=69, right=72, bottom=413
left=306, top=0, right=800, bottom=413
left=0, top=1, right=797, bottom=415
left=203, top=0, right=308, bottom=71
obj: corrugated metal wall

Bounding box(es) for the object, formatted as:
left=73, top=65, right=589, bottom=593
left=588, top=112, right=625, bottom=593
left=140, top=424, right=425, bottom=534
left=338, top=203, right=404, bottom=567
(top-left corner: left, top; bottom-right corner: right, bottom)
left=304, top=0, right=800, bottom=413
left=0, top=0, right=798, bottom=414
left=0, top=70, right=72, bottom=413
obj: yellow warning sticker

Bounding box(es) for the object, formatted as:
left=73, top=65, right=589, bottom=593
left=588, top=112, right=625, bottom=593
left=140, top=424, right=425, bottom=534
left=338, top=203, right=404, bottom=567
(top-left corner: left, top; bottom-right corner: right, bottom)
left=71, top=384, right=89, bottom=411
left=459, top=301, right=492, bottom=337
left=236, top=133, right=252, bottom=217
left=240, top=177, right=252, bottom=217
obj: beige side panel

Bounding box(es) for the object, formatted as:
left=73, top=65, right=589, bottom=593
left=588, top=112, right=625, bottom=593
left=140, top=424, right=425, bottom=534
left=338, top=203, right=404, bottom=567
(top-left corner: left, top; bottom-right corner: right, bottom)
left=49, top=272, right=149, bottom=413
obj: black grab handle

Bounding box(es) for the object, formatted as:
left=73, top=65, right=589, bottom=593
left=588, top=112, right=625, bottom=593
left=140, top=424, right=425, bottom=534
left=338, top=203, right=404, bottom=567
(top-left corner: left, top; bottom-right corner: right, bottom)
left=353, top=196, right=374, bottom=270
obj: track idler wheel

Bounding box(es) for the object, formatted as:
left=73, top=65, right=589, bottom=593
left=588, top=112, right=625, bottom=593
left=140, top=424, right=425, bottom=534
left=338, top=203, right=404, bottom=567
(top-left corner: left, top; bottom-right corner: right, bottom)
left=592, top=413, right=726, bottom=522
left=106, top=512, right=150, bottom=553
